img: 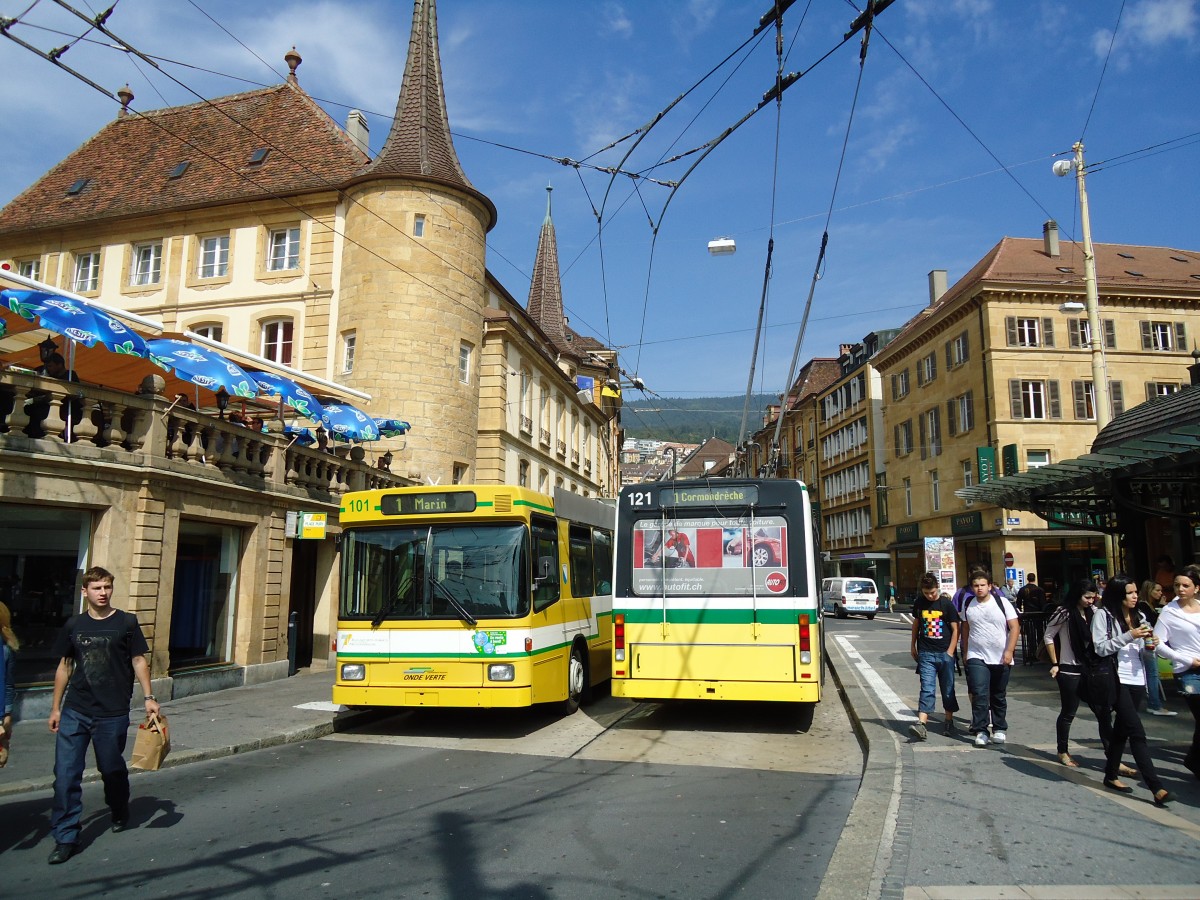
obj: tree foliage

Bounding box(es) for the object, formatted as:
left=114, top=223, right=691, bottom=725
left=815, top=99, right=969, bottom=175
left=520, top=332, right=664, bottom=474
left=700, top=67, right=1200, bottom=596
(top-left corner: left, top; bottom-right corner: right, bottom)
left=621, top=394, right=774, bottom=444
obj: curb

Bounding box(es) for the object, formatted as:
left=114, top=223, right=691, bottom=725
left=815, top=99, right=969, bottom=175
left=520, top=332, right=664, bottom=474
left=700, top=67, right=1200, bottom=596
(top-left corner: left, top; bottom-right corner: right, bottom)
left=0, top=708, right=383, bottom=799
left=816, top=641, right=903, bottom=900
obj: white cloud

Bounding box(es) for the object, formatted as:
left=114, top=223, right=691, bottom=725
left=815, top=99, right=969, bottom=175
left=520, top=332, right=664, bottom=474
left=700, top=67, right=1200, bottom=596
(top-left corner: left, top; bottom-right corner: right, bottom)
left=1093, top=0, right=1197, bottom=60
left=602, top=2, right=634, bottom=39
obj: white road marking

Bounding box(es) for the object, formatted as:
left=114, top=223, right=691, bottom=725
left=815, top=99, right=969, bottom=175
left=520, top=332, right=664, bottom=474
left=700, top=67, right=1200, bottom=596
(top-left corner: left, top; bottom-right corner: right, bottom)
left=294, top=701, right=348, bottom=712
left=833, top=634, right=916, bottom=722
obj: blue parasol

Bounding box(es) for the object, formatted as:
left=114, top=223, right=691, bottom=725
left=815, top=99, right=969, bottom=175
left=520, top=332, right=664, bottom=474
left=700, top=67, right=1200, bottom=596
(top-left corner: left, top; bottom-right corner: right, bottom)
left=146, top=338, right=257, bottom=397
left=320, top=402, right=380, bottom=442
left=372, top=417, right=411, bottom=437
left=283, top=425, right=316, bottom=446
left=249, top=370, right=326, bottom=421
left=1, top=289, right=148, bottom=356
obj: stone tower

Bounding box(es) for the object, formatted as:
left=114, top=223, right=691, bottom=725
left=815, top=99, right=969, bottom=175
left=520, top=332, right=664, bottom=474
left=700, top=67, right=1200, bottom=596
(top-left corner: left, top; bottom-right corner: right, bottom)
left=337, top=0, right=497, bottom=483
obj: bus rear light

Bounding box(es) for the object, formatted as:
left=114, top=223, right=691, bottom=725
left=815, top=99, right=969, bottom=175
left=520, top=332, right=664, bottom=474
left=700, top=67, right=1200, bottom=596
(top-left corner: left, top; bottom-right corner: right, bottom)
left=614, top=613, right=626, bottom=661
left=525, top=637, right=533, bottom=653
left=798, top=614, right=811, bottom=654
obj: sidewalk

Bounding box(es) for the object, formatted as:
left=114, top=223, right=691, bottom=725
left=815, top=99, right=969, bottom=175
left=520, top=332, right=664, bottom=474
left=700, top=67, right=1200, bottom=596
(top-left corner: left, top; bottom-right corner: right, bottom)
left=0, top=669, right=369, bottom=798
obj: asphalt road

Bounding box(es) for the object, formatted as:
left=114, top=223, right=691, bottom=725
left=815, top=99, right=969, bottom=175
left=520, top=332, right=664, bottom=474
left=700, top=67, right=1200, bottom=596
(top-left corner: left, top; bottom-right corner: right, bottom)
left=0, top=688, right=861, bottom=899
left=824, top=610, right=1200, bottom=896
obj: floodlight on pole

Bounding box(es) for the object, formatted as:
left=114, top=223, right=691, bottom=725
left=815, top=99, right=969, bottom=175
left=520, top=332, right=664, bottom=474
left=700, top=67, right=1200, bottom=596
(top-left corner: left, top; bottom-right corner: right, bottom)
left=707, top=237, right=736, bottom=256
left=1053, top=142, right=1110, bottom=429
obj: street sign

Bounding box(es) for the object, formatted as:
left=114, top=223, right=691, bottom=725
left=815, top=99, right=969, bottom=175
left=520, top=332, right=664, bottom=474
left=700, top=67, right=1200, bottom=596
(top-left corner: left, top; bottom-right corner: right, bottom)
left=1003, top=551, right=1014, bottom=567
left=299, top=512, right=327, bottom=540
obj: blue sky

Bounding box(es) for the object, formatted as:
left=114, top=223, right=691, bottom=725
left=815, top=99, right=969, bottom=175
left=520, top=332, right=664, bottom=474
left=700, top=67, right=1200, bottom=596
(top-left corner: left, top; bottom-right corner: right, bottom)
left=2, top=0, right=1197, bottom=403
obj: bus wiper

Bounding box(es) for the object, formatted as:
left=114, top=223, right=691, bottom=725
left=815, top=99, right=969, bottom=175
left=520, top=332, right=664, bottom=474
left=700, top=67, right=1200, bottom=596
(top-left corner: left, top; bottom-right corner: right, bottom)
left=371, top=596, right=403, bottom=628
left=430, top=577, right=478, bottom=626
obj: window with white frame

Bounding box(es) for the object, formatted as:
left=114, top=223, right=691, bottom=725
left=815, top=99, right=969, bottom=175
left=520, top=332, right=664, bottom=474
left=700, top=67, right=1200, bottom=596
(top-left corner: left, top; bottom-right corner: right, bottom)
left=1010, top=379, right=1060, bottom=420
left=917, top=352, right=937, bottom=386
left=519, top=459, right=530, bottom=487
left=1026, top=449, right=1051, bottom=469
left=413, top=214, right=426, bottom=238
left=903, top=477, right=912, bottom=517
left=520, top=369, right=532, bottom=426
left=130, top=241, right=163, bottom=286
left=891, top=368, right=910, bottom=400
left=341, top=331, right=356, bottom=374
left=923, top=407, right=941, bottom=458
left=540, top=383, right=549, bottom=430
left=1072, top=379, right=1125, bottom=420
left=260, top=318, right=293, bottom=365
left=1140, top=320, right=1187, bottom=352
left=458, top=342, right=472, bottom=383
left=1006, top=316, right=1053, bottom=348
left=192, top=322, right=223, bottom=343
left=1068, top=318, right=1116, bottom=350
left=17, top=259, right=40, bottom=280
left=876, top=473, right=889, bottom=525
left=73, top=251, right=100, bottom=292
left=198, top=235, right=229, bottom=278
left=946, top=331, right=969, bottom=368
left=894, top=419, right=914, bottom=457
left=453, top=463, right=467, bottom=484
left=1146, top=381, right=1180, bottom=400
left=931, top=469, right=940, bottom=511
left=962, top=459, right=974, bottom=489
left=947, top=391, right=974, bottom=436
left=267, top=227, right=301, bottom=271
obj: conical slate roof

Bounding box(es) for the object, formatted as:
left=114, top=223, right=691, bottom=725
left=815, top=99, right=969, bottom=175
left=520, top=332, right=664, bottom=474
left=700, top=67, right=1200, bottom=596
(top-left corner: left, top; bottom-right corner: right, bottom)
left=357, top=0, right=496, bottom=229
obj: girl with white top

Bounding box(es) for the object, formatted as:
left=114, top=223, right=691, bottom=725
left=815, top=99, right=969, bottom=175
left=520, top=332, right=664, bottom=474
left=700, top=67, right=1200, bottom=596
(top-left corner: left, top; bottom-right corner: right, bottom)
left=1092, top=575, right=1170, bottom=806
left=1153, top=564, right=1200, bottom=779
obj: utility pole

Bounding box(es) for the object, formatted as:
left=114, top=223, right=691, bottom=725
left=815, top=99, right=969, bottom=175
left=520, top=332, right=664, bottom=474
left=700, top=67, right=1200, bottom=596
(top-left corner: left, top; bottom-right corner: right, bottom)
left=1070, top=141, right=1111, bottom=429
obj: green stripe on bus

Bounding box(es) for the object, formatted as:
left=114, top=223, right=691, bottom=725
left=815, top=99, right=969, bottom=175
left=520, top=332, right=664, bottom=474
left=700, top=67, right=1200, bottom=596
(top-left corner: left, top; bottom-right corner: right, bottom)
left=339, top=641, right=579, bottom=662
left=615, top=608, right=815, bottom=625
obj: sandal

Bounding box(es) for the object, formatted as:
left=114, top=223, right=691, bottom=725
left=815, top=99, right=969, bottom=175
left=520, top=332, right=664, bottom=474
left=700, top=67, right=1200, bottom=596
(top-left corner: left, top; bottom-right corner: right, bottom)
left=1058, top=753, right=1078, bottom=768
left=1153, top=789, right=1173, bottom=807
left=1118, top=764, right=1137, bottom=777
left=1103, top=779, right=1133, bottom=793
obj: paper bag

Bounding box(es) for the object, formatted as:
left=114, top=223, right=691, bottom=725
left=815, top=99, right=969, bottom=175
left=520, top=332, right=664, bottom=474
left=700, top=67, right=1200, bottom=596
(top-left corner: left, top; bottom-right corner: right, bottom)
left=130, top=711, right=170, bottom=771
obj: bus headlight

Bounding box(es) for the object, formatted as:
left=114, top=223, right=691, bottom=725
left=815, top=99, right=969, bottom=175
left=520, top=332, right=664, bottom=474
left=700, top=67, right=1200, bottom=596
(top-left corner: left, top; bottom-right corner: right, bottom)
left=340, top=663, right=366, bottom=681
left=488, top=664, right=515, bottom=682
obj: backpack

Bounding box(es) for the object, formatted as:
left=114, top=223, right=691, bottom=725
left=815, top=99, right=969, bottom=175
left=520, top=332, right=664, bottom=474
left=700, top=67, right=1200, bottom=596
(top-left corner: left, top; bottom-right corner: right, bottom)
left=961, top=591, right=1018, bottom=621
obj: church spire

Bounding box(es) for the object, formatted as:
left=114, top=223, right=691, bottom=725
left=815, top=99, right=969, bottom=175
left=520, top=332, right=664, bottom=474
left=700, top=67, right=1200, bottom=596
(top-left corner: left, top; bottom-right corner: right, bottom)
left=528, top=184, right=568, bottom=348
left=359, top=0, right=495, bottom=227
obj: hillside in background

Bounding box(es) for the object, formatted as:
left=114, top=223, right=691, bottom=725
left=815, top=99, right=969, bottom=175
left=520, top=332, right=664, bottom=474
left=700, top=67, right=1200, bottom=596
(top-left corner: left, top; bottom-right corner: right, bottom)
left=621, top=394, right=775, bottom=444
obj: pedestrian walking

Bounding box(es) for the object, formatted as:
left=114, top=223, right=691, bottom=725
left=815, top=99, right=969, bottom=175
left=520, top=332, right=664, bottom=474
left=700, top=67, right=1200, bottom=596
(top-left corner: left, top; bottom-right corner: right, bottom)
left=0, top=600, right=15, bottom=767
left=1043, top=579, right=1100, bottom=767
left=1153, top=564, right=1200, bottom=780
left=960, top=569, right=1020, bottom=747
left=1137, top=580, right=1175, bottom=717
left=908, top=573, right=960, bottom=740
left=46, top=566, right=160, bottom=864
left=1092, top=575, right=1171, bottom=806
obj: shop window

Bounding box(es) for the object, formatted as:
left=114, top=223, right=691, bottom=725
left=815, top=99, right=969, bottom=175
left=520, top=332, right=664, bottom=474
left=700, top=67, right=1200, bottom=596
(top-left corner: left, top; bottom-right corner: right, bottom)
left=169, top=522, right=239, bottom=669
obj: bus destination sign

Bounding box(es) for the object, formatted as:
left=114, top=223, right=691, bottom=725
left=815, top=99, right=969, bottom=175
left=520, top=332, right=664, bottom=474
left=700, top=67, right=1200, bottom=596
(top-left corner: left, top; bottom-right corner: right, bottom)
left=383, top=492, right=477, bottom=516
left=666, top=485, right=759, bottom=507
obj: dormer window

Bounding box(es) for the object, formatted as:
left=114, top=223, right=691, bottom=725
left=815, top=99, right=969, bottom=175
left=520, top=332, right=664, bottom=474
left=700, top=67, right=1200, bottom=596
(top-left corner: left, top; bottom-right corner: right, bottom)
left=169, top=161, right=191, bottom=179
left=247, top=148, right=270, bottom=166
left=66, top=178, right=90, bottom=196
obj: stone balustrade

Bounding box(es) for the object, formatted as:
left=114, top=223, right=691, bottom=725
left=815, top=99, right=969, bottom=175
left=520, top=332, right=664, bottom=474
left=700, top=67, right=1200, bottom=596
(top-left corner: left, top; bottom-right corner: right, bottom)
left=0, top=370, right=412, bottom=502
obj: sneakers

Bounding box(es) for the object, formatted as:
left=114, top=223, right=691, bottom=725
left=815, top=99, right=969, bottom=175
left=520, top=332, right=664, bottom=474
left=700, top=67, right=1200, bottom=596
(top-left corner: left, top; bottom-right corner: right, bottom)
left=1147, top=708, right=1178, bottom=717
left=909, top=721, right=928, bottom=741
left=974, top=731, right=989, bottom=747
left=992, top=731, right=1007, bottom=745
left=942, top=718, right=956, bottom=736
left=48, top=842, right=78, bottom=865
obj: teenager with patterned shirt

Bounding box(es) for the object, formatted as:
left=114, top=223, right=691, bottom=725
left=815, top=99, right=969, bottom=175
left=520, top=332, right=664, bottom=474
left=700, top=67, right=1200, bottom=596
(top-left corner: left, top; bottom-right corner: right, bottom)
left=909, top=572, right=960, bottom=740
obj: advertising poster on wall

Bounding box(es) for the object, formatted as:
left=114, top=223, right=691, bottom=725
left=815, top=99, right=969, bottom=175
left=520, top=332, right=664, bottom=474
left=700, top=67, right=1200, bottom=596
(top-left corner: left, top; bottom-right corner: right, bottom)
left=632, top=516, right=789, bottom=596
left=924, top=536, right=956, bottom=596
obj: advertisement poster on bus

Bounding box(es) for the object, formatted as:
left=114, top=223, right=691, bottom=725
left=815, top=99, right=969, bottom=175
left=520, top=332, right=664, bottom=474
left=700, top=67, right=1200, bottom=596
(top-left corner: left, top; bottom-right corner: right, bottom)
left=632, top=516, right=789, bottom=596
left=924, top=537, right=956, bottom=596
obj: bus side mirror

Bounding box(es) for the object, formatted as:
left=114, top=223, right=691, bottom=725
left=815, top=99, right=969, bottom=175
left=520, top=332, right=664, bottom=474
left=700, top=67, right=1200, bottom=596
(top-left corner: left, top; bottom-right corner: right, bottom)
left=535, top=556, right=553, bottom=584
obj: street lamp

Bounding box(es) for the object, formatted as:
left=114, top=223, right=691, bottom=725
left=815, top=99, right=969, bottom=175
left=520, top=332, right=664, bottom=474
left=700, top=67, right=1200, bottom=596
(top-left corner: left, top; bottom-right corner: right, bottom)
left=1053, top=142, right=1110, bottom=428
left=215, top=387, right=230, bottom=420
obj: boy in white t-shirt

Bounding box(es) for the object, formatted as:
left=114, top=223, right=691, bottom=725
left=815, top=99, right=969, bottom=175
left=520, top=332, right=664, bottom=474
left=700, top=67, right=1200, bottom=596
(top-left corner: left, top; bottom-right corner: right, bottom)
left=960, top=570, right=1020, bottom=747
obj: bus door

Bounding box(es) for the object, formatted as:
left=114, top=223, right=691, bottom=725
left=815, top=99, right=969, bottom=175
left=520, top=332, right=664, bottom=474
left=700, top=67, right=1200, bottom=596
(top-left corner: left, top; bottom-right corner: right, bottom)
left=530, top=515, right=565, bottom=702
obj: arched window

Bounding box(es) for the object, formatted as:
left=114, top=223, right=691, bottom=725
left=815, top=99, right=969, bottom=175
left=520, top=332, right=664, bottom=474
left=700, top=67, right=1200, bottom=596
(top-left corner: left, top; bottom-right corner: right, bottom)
left=260, top=318, right=293, bottom=365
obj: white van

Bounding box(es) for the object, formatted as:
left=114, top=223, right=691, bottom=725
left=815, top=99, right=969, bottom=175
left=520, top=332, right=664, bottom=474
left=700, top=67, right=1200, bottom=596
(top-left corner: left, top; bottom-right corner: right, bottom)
left=822, top=577, right=879, bottom=619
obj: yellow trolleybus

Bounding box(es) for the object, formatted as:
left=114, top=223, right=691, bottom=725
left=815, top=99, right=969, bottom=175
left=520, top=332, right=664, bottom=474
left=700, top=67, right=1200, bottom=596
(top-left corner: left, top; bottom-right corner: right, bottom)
left=334, top=485, right=614, bottom=712
left=611, top=478, right=822, bottom=704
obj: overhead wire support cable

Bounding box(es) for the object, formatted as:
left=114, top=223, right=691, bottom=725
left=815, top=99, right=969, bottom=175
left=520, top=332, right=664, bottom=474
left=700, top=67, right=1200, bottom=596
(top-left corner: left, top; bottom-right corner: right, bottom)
left=766, top=0, right=883, bottom=476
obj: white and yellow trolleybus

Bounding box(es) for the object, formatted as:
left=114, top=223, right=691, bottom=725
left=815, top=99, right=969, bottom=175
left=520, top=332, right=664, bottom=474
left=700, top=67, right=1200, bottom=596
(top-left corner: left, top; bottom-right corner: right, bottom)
left=333, top=485, right=614, bottom=712
left=611, top=478, right=822, bottom=704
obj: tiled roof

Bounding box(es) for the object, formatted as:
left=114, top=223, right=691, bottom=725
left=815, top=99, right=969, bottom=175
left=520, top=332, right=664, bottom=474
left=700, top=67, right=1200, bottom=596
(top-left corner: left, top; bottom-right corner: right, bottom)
left=527, top=189, right=568, bottom=349
left=1093, top=382, right=1200, bottom=450
left=675, top=437, right=736, bottom=477
left=0, top=84, right=368, bottom=236
left=356, top=0, right=496, bottom=229
left=886, top=236, right=1200, bottom=352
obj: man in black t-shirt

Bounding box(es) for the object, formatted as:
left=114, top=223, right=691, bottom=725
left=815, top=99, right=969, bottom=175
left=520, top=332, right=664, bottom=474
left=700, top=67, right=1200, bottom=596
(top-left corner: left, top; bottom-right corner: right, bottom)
left=46, top=566, right=159, bottom=864
left=909, top=572, right=961, bottom=740
left=1017, top=573, right=1047, bottom=614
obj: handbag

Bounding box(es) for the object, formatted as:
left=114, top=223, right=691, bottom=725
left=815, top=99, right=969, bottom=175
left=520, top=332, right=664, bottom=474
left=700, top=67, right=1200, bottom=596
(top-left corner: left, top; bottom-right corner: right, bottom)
left=130, top=711, right=171, bottom=771
left=1080, top=609, right=1118, bottom=708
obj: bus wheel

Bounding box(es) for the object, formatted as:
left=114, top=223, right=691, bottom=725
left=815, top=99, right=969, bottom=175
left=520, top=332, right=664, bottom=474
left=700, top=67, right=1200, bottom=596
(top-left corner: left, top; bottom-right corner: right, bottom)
left=561, top=644, right=585, bottom=715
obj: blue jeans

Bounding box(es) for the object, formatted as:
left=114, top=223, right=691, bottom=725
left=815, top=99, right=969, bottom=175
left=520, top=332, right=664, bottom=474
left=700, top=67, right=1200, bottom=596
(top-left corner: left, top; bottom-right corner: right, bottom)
left=1143, top=650, right=1164, bottom=710
left=916, top=650, right=959, bottom=716
left=51, top=707, right=131, bottom=845
left=965, top=658, right=1011, bottom=734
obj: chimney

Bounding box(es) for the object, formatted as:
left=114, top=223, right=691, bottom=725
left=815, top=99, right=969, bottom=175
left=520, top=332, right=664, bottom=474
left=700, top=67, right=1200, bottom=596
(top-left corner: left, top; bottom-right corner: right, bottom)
left=1043, top=220, right=1060, bottom=258
left=839, top=343, right=854, bottom=358
left=346, top=110, right=370, bottom=157
left=117, top=84, right=134, bottom=118
left=928, top=269, right=947, bottom=306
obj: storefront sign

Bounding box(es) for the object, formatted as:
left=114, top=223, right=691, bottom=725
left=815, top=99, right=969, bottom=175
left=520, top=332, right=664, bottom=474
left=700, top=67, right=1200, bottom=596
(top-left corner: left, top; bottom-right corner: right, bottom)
left=951, top=511, right=983, bottom=535
left=896, top=522, right=920, bottom=542
left=1001, top=443, right=1019, bottom=477
left=977, top=447, right=997, bottom=483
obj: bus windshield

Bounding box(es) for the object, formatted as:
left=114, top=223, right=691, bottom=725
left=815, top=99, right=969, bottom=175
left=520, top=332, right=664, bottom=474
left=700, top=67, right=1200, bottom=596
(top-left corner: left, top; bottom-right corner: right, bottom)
left=340, top=524, right=528, bottom=621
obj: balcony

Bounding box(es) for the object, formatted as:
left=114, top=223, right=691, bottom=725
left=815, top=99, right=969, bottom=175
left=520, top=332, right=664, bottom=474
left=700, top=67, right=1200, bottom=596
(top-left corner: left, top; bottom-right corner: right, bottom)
left=583, top=458, right=592, bottom=474
left=519, top=414, right=533, bottom=435
left=0, top=371, right=412, bottom=502
left=571, top=449, right=580, bottom=467
left=556, top=439, right=567, bottom=458
left=539, top=428, right=551, bottom=447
